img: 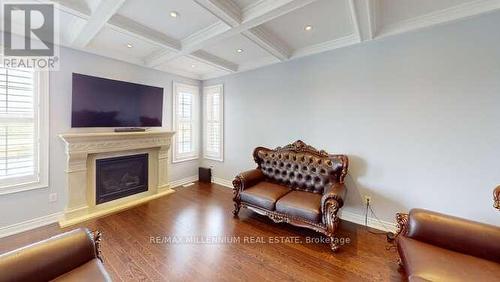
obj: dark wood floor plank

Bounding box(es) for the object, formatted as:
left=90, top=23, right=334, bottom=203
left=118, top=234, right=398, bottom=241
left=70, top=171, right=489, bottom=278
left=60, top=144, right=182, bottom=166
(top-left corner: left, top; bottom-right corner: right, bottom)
left=0, top=182, right=403, bottom=281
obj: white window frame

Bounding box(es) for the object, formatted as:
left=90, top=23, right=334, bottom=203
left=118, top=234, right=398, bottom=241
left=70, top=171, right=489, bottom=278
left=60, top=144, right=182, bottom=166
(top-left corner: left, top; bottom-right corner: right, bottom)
left=172, top=82, right=199, bottom=163
left=0, top=70, right=49, bottom=195
left=203, top=84, right=224, bottom=162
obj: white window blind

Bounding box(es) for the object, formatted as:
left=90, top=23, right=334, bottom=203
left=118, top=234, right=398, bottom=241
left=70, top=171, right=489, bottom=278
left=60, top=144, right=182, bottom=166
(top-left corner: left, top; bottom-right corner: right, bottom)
left=203, top=84, right=223, bottom=161
left=173, top=82, right=199, bottom=162
left=0, top=66, right=48, bottom=193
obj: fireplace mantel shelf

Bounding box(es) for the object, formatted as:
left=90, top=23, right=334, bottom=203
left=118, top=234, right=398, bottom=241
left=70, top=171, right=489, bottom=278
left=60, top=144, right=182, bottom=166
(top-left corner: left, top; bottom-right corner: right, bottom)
left=59, top=131, right=175, bottom=155
left=58, top=130, right=175, bottom=227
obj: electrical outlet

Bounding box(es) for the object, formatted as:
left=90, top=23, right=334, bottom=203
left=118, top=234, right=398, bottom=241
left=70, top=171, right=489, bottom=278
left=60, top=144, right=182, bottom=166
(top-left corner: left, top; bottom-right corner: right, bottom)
left=49, top=193, right=57, bottom=202
left=363, top=195, right=372, bottom=205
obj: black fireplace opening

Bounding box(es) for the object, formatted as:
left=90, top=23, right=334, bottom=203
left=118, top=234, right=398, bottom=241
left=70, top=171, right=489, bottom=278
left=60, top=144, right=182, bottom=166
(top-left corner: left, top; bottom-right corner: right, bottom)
left=96, top=153, right=148, bottom=205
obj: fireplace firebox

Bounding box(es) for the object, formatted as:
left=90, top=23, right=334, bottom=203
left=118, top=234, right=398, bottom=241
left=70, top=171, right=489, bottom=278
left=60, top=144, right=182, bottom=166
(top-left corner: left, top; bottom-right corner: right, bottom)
left=96, top=154, right=148, bottom=204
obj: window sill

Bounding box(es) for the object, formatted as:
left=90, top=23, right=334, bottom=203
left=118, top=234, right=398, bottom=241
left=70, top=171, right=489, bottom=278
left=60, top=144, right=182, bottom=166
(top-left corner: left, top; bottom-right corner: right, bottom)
left=0, top=181, right=49, bottom=195
left=203, top=156, right=224, bottom=162
left=172, top=156, right=199, bottom=164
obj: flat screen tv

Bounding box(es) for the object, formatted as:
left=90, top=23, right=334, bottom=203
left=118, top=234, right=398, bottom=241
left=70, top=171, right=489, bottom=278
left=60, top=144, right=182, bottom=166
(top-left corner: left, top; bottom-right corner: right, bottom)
left=71, top=73, right=163, bottom=128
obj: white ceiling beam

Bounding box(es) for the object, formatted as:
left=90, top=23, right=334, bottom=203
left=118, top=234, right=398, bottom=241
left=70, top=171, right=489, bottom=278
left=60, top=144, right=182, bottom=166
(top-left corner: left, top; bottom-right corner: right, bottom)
left=194, top=0, right=241, bottom=26
left=190, top=50, right=238, bottom=72
left=348, top=0, right=378, bottom=42
left=108, top=15, right=181, bottom=51
left=72, top=0, right=126, bottom=48
left=146, top=0, right=318, bottom=67
left=242, top=27, right=291, bottom=61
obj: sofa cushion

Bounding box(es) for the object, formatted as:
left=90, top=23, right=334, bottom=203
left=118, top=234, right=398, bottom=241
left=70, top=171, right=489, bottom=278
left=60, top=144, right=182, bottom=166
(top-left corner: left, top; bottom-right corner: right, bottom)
left=397, top=236, right=500, bottom=282
left=52, top=259, right=111, bottom=282
left=240, top=182, right=291, bottom=210
left=275, top=191, right=322, bottom=222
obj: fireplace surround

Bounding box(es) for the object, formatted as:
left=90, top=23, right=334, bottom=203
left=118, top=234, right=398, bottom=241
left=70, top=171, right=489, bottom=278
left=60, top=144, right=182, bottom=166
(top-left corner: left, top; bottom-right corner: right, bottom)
left=59, top=131, right=175, bottom=227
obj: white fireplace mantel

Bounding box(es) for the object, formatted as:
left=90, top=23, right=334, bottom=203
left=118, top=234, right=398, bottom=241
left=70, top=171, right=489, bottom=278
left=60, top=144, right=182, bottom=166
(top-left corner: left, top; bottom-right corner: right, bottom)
left=59, top=131, right=175, bottom=227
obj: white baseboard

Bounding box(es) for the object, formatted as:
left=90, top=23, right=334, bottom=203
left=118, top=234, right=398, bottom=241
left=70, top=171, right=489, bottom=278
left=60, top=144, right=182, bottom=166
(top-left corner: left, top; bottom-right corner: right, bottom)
left=211, top=177, right=397, bottom=232
left=169, top=175, right=198, bottom=188
left=212, top=177, right=233, bottom=188
left=340, top=210, right=396, bottom=233
left=0, top=212, right=62, bottom=239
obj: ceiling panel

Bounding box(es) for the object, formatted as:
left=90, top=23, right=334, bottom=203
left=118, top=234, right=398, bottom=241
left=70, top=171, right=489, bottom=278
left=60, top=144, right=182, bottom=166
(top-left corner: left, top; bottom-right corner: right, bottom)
left=116, top=0, right=219, bottom=40
left=86, top=26, right=163, bottom=63
left=380, top=0, right=475, bottom=27
left=58, top=10, right=87, bottom=46
left=202, top=34, right=277, bottom=65
left=261, top=0, right=353, bottom=51
left=158, top=56, right=224, bottom=77
left=233, top=0, right=259, bottom=10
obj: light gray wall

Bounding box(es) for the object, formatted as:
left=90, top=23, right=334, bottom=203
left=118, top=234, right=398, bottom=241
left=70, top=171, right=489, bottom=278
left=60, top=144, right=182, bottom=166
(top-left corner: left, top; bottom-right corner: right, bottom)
left=202, top=12, right=500, bottom=225
left=0, top=47, right=200, bottom=228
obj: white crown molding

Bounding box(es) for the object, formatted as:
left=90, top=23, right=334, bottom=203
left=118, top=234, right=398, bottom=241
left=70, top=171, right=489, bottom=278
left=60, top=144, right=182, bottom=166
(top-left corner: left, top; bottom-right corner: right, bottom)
left=71, top=0, right=126, bottom=48
left=292, top=33, right=360, bottom=59
left=378, top=0, right=500, bottom=38
left=0, top=212, right=62, bottom=239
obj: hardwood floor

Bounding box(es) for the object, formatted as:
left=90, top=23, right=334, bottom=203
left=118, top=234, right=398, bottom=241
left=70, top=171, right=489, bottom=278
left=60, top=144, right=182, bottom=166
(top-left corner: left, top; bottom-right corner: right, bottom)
left=0, top=182, right=404, bottom=281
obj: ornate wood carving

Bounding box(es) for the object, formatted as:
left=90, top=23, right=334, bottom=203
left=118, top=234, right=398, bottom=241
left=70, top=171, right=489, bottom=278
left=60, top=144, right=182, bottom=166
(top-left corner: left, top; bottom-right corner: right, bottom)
left=93, top=230, right=103, bottom=262
left=395, top=213, right=409, bottom=237
left=494, top=186, right=500, bottom=210
left=232, top=177, right=242, bottom=216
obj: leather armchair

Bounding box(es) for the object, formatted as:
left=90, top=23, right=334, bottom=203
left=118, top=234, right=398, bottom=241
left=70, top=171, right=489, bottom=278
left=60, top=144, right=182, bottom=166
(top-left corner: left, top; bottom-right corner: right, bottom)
left=0, top=228, right=111, bottom=282
left=394, top=209, right=500, bottom=281
left=233, top=140, right=348, bottom=251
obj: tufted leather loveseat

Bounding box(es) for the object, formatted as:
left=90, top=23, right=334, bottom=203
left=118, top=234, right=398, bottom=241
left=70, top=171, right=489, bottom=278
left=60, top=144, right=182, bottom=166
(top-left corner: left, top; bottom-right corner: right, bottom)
left=232, top=140, right=348, bottom=251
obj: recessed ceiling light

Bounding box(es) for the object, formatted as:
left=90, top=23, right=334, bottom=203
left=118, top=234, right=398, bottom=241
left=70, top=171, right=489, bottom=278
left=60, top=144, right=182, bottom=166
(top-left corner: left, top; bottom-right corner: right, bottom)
left=126, top=43, right=133, bottom=48
left=236, top=49, right=243, bottom=53
left=191, top=64, right=196, bottom=68
left=170, top=11, right=179, bottom=18
left=304, top=25, right=313, bottom=31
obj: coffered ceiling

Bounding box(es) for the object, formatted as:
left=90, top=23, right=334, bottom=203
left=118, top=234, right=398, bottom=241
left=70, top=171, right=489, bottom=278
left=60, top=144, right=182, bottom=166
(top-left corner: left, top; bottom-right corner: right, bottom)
left=3, top=0, right=500, bottom=80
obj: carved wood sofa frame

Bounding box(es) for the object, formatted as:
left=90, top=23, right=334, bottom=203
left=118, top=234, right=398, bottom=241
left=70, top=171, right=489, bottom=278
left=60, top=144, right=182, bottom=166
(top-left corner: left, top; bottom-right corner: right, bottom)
left=232, top=140, right=348, bottom=251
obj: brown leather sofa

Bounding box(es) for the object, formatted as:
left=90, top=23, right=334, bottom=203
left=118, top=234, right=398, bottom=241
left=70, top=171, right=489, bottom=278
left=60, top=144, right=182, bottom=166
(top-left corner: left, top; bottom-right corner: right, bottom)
left=394, top=209, right=500, bottom=282
left=232, top=140, right=348, bottom=251
left=0, top=228, right=111, bottom=282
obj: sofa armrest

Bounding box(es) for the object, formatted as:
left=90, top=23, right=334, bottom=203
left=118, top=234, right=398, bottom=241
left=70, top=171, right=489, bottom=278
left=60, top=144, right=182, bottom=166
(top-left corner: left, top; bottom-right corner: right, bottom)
left=404, top=209, right=500, bottom=262
left=0, top=228, right=100, bottom=282
left=232, top=169, right=265, bottom=191
left=321, top=182, right=345, bottom=210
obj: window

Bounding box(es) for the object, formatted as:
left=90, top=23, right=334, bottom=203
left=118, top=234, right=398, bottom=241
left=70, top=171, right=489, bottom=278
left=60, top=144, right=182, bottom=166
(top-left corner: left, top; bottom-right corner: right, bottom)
left=0, top=66, right=48, bottom=194
left=203, top=84, right=223, bottom=161
left=172, top=82, right=199, bottom=162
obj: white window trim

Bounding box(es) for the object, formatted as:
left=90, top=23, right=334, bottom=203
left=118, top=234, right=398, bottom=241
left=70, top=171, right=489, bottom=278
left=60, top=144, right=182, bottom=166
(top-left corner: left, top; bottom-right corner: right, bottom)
left=0, top=71, right=49, bottom=195
left=172, top=82, right=200, bottom=163
left=203, top=84, right=224, bottom=162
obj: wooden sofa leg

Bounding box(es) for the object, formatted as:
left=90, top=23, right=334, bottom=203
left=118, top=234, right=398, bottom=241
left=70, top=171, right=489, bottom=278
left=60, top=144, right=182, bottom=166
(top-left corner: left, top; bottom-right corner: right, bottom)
left=233, top=201, right=241, bottom=217
left=330, top=238, right=340, bottom=252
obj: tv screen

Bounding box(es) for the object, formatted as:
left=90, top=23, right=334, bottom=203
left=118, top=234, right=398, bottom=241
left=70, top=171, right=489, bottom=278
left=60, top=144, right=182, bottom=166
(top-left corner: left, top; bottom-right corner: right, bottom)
left=71, top=73, right=163, bottom=128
